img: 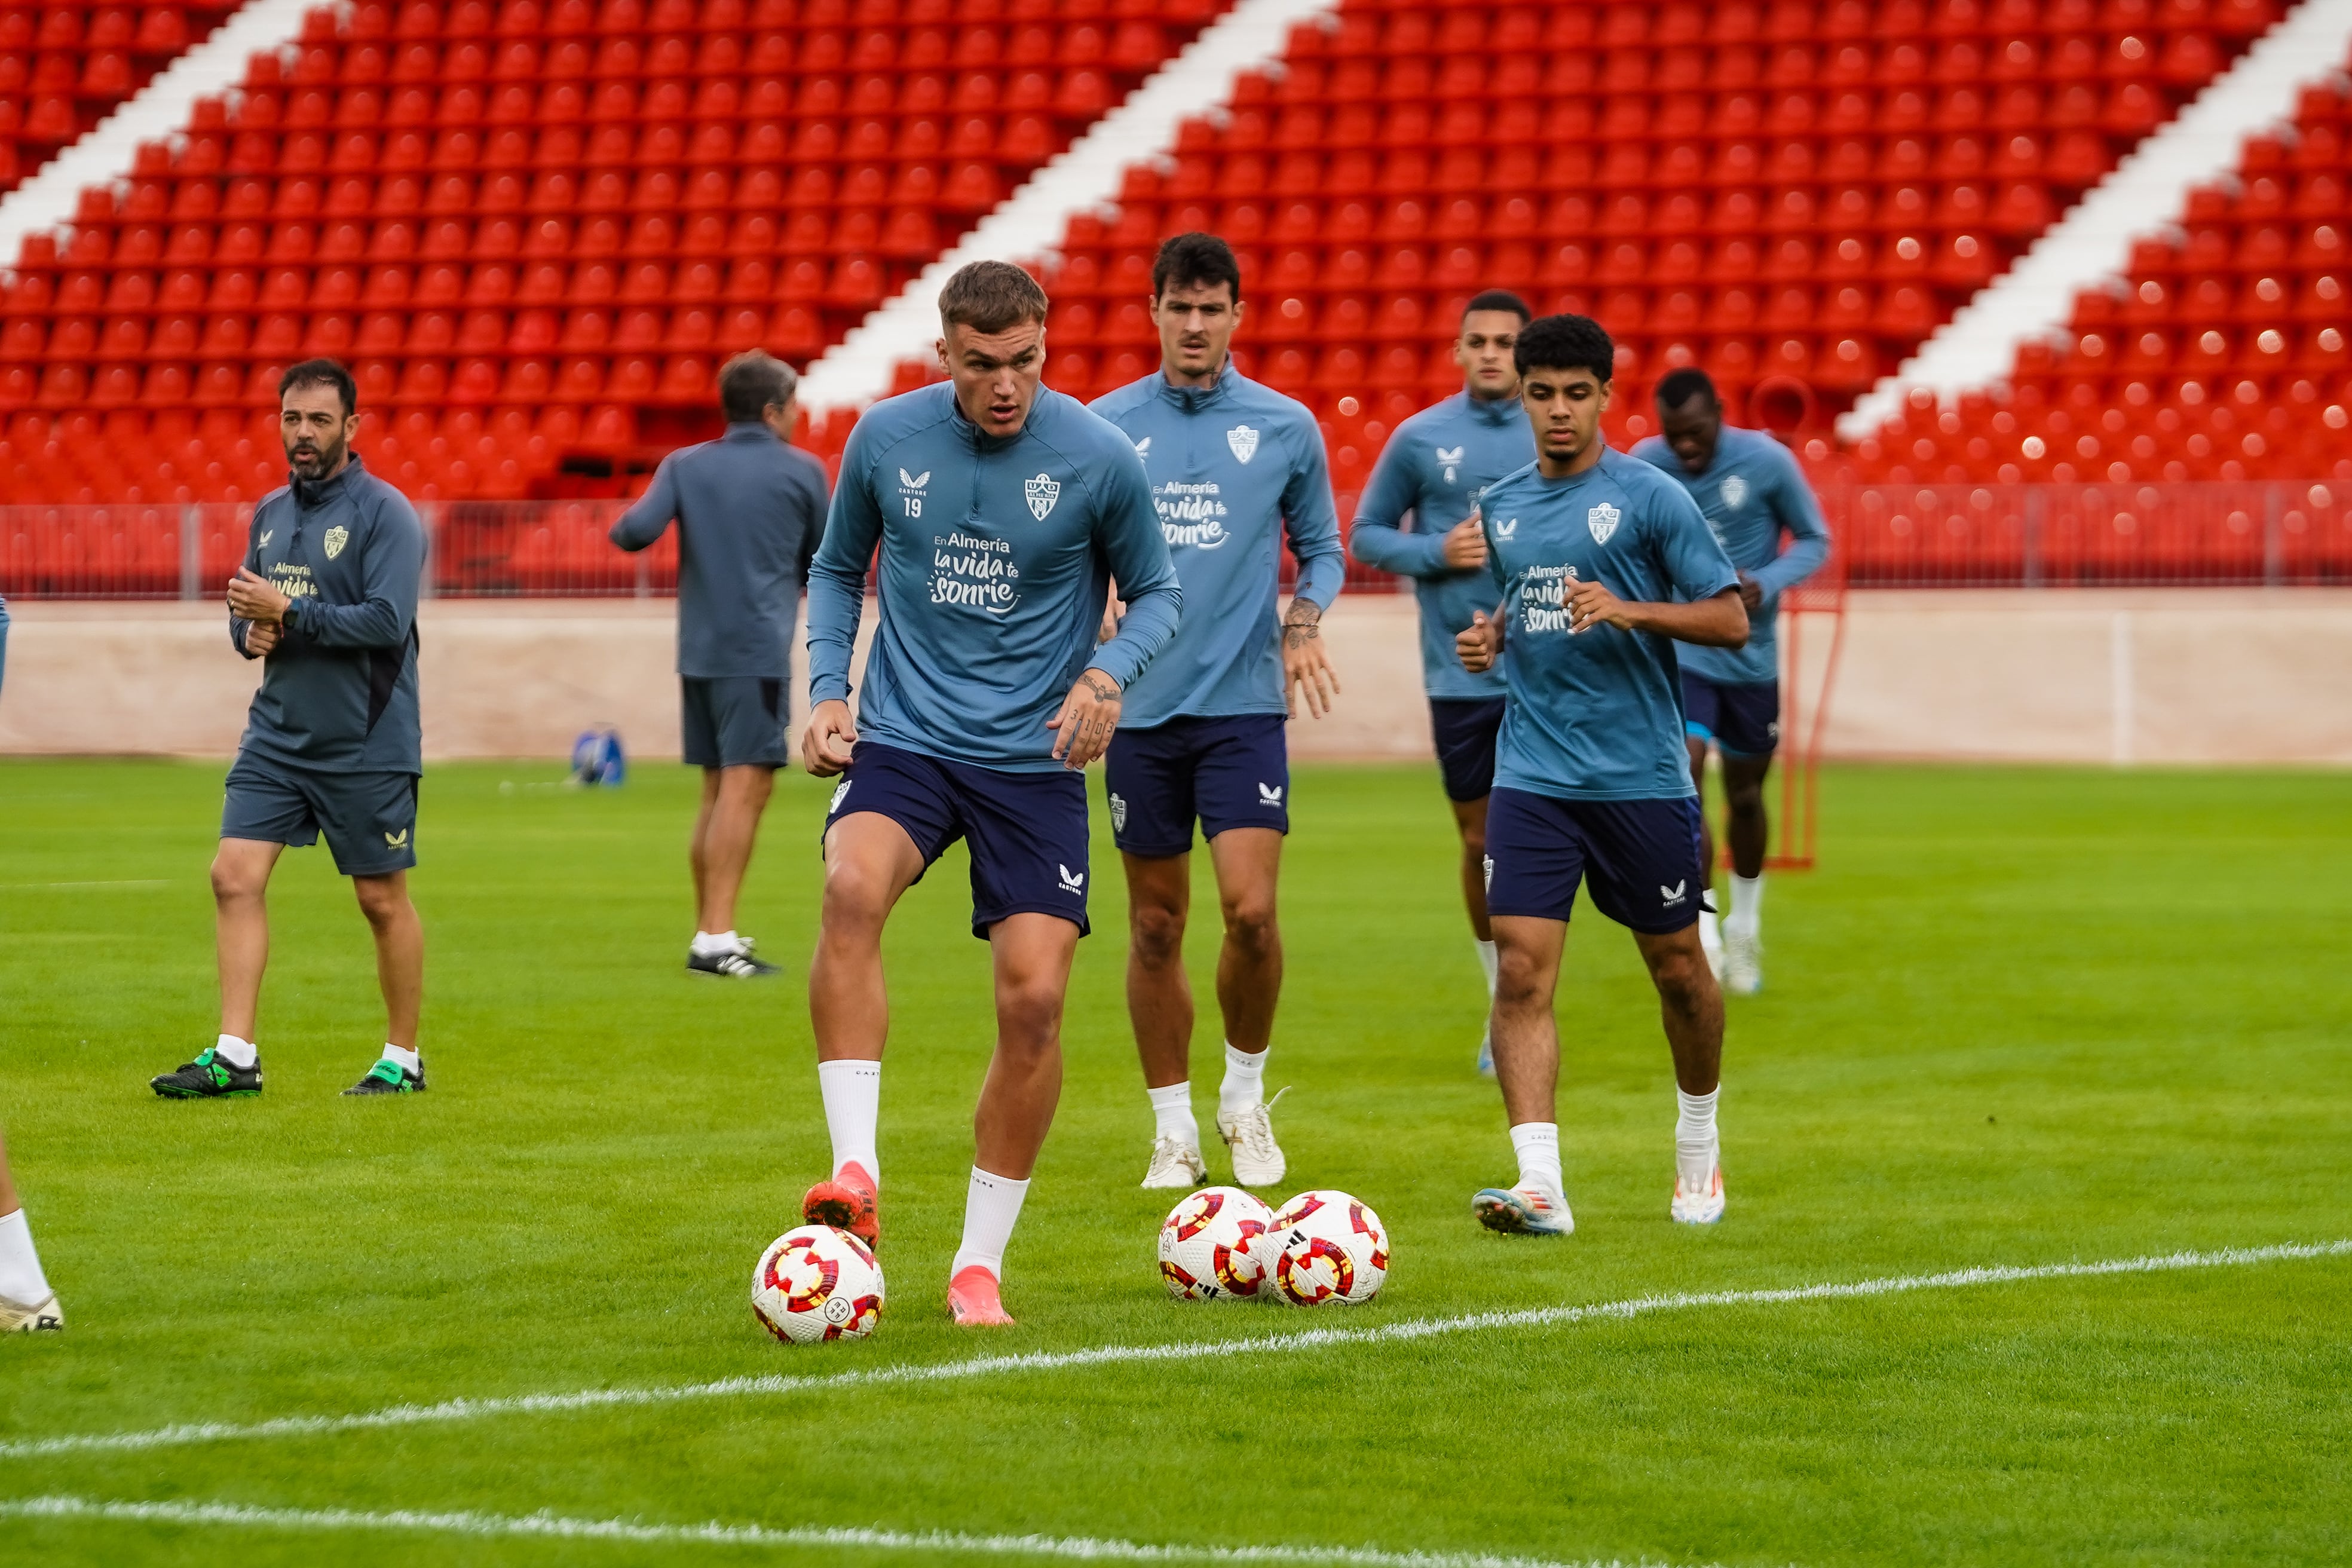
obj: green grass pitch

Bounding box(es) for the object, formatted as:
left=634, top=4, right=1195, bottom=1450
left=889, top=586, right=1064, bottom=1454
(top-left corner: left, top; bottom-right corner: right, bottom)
left=0, top=757, right=2346, bottom=1566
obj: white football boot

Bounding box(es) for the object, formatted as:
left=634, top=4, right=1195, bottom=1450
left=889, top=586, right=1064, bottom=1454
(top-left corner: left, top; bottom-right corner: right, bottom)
left=1, top=1291, right=63, bottom=1333
left=1671, top=1164, right=1726, bottom=1224
left=1475, top=1021, right=1496, bottom=1077
left=1141, top=1135, right=1206, bottom=1190
left=1697, top=907, right=1723, bottom=978
left=1472, top=1183, right=1574, bottom=1236
left=1215, top=1087, right=1288, bottom=1188
left=1721, top=924, right=1762, bottom=996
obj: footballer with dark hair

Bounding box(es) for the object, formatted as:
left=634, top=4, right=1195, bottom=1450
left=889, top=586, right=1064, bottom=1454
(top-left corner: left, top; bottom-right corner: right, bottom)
left=1454, top=315, right=1748, bottom=1233
left=1089, top=232, right=1346, bottom=1193
left=1349, top=287, right=1534, bottom=1076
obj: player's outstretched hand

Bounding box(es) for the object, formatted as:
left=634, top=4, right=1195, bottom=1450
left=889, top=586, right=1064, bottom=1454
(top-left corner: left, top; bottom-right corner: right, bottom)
left=243, top=620, right=281, bottom=658
left=1456, top=610, right=1502, bottom=672
left=803, top=698, right=858, bottom=777
left=1566, top=578, right=1635, bottom=633
left=226, top=566, right=288, bottom=623
left=1282, top=602, right=1340, bottom=719
left=1048, top=669, right=1121, bottom=770
left=1441, top=512, right=1487, bottom=570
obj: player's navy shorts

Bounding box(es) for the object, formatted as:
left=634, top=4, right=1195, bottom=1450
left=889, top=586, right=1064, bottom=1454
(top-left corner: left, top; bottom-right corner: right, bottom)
left=222, top=752, right=419, bottom=877
left=1428, top=696, right=1506, bottom=803
left=682, top=675, right=788, bottom=768
left=1483, top=788, right=1704, bottom=934
left=1682, top=673, right=1780, bottom=758
left=1104, top=713, right=1288, bottom=858
left=823, top=741, right=1090, bottom=939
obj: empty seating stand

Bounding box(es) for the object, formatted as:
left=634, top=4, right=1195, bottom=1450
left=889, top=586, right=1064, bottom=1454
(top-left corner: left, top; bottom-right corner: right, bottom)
left=1, top=1, right=240, bottom=192
left=1852, top=57, right=2352, bottom=488
left=0, top=0, right=1224, bottom=503
left=1033, top=0, right=2271, bottom=507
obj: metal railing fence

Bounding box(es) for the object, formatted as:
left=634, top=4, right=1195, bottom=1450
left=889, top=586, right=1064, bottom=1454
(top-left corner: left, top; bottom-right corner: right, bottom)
left=3, top=483, right=2348, bottom=599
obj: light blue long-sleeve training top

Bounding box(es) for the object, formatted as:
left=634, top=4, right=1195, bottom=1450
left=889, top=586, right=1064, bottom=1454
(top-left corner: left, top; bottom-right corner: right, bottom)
left=1348, top=390, right=1533, bottom=702
left=1088, top=366, right=1346, bottom=730
left=1631, top=425, right=1832, bottom=687
left=1478, top=448, right=1740, bottom=801
left=806, top=382, right=1181, bottom=773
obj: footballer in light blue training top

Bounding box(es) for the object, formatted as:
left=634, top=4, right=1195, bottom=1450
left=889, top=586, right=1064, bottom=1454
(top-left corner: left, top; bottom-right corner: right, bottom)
left=1088, top=233, right=1345, bottom=1197
left=1349, top=287, right=1535, bottom=1076
left=798, top=260, right=1180, bottom=1331
left=1632, top=368, right=1832, bottom=999
left=1452, top=314, right=1748, bottom=1241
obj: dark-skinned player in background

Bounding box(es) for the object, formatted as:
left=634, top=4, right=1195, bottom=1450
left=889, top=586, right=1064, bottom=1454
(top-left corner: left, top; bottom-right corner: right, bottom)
left=1633, top=368, right=1831, bottom=995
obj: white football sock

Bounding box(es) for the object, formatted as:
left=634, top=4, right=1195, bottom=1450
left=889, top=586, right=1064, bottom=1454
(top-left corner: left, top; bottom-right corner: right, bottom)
left=1217, top=1042, right=1266, bottom=1116
left=1676, top=1086, right=1720, bottom=1188
left=1509, top=1121, right=1562, bottom=1193
left=1727, top=874, right=1763, bottom=936
left=949, top=1167, right=1030, bottom=1281
left=0, top=1208, right=51, bottom=1306
left=213, top=1033, right=256, bottom=1070
left=1474, top=938, right=1499, bottom=997
left=817, top=1058, right=881, bottom=1183
left=690, top=929, right=740, bottom=957
left=382, top=1044, right=420, bottom=1073
left=1146, top=1081, right=1199, bottom=1148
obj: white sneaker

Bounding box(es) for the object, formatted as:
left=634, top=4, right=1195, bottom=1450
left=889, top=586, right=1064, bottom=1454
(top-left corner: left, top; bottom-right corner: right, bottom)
left=1, top=1291, right=63, bottom=1332
left=1698, top=908, right=1723, bottom=976
left=1472, top=1183, right=1574, bottom=1236
left=1671, top=1165, right=1726, bottom=1224
left=1215, top=1088, right=1288, bottom=1188
left=1141, top=1135, right=1206, bottom=1190
left=1722, top=924, right=1762, bottom=995
left=1475, top=1021, right=1495, bottom=1077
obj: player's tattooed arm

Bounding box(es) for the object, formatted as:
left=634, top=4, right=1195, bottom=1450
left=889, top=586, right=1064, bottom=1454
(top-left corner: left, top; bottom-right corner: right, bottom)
left=1282, top=598, right=1341, bottom=719
left=1049, top=669, right=1123, bottom=769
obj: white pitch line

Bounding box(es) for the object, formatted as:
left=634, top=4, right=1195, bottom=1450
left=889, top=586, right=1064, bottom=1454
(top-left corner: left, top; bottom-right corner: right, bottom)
left=0, top=1495, right=1714, bottom=1568
left=3, top=1239, right=2342, bottom=1465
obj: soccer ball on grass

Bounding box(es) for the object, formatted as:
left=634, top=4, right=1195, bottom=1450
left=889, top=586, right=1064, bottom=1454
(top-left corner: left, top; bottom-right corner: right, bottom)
left=1158, top=1186, right=1275, bottom=1300
left=1267, top=1189, right=1388, bottom=1306
left=751, top=1224, right=885, bottom=1342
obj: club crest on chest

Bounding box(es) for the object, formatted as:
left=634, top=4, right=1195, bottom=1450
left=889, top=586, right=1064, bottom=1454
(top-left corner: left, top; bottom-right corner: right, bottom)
left=1025, top=472, right=1060, bottom=519
left=1588, top=503, right=1621, bottom=544
left=324, top=525, right=349, bottom=559
left=1226, top=424, right=1259, bottom=464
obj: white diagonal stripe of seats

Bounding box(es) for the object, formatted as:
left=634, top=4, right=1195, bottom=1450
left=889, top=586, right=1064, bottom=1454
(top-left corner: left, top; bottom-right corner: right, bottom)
left=0, top=1239, right=2341, bottom=1463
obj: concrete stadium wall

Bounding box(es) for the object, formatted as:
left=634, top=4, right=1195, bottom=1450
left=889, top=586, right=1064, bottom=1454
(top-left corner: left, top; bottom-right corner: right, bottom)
left=2, top=590, right=2348, bottom=766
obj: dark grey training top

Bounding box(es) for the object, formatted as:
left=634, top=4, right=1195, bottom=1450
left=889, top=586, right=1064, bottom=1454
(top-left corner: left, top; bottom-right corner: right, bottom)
left=609, top=423, right=831, bottom=679
left=231, top=455, right=424, bottom=774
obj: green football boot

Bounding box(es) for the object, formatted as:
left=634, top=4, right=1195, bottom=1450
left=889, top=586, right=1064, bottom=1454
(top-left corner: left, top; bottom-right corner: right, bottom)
left=342, top=1056, right=427, bottom=1095
left=150, top=1048, right=262, bottom=1099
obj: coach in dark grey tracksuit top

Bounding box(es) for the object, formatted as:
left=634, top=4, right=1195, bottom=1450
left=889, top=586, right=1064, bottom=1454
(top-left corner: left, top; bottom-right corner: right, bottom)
left=609, top=350, right=829, bottom=976
left=611, top=417, right=828, bottom=768
left=227, top=454, right=425, bottom=871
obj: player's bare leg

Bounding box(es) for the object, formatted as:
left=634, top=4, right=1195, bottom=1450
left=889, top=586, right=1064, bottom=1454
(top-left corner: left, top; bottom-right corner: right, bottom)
left=689, top=764, right=779, bottom=976
left=1205, top=827, right=1287, bottom=1186
left=1474, top=914, right=1573, bottom=1235
left=950, top=911, right=1082, bottom=1325
left=1633, top=925, right=1728, bottom=1223
left=154, top=838, right=283, bottom=1097
left=353, top=871, right=423, bottom=1053
left=1685, top=736, right=1723, bottom=973
left=1716, top=752, right=1772, bottom=996
left=1123, top=849, right=1208, bottom=1188
left=213, top=837, right=282, bottom=1046
left=0, top=1125, right=61, bottom=1331
left=803, top=813, right=925, bottom=1244
left=1450, top=795, right=1499, bottom=1073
